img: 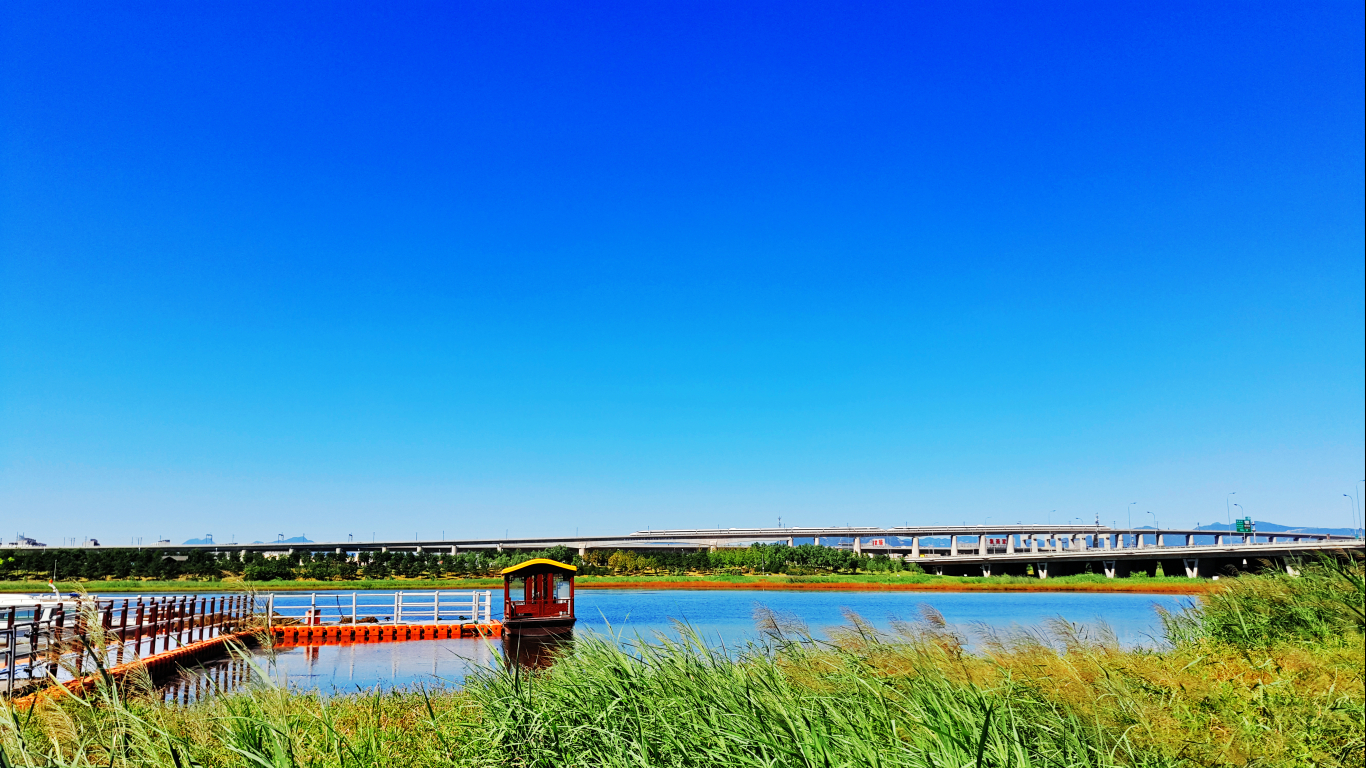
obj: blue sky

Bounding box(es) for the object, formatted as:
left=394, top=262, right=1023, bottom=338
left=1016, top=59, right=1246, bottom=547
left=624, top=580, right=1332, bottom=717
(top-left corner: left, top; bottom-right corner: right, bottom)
left=2, top=1, right=1362, bottom=545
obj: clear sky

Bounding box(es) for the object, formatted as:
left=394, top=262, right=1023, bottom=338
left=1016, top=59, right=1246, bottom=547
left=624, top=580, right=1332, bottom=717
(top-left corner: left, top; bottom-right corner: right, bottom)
left=2, top=1, right=1363, bottom=545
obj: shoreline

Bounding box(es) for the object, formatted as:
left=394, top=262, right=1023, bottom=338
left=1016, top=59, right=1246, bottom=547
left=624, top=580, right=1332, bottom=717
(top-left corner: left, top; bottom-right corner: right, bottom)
left=572, top=579, right=1213, bottom=594
left=0, top=576, right=1215, bottom=595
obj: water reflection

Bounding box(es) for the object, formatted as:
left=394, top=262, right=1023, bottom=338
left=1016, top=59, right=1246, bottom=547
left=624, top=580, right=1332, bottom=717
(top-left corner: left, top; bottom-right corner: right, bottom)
left=503, top=632, right=572, bottom=670
left=157, top=636, right=499, bottom=701
left=152, top=589, right=1187, bottom=700
left=157, top=655, right=255, bottom=705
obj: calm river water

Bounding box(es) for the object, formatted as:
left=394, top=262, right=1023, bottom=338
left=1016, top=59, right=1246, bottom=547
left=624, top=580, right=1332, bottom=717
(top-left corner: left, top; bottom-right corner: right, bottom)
left=152, top=588, right=1190, bottom=701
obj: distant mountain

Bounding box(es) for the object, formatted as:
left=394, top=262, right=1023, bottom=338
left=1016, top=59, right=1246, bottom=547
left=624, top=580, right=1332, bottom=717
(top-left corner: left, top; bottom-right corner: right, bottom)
left=1196, top=521, right=1356, bottom=536
left=182, top=537, right=214, bottom=545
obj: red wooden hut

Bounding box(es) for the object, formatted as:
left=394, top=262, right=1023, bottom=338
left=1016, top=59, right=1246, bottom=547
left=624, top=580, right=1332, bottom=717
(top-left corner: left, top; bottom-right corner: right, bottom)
left=501, top=558, right=576, bottom=636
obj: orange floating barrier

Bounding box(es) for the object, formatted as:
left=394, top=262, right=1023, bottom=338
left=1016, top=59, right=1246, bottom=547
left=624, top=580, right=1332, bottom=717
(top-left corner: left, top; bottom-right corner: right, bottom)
left=270, top=622, right=503, bottom=647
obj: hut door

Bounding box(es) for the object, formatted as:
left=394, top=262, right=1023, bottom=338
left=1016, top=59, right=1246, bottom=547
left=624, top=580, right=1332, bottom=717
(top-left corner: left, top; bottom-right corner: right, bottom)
left=529, top=573, right=552, bottom=615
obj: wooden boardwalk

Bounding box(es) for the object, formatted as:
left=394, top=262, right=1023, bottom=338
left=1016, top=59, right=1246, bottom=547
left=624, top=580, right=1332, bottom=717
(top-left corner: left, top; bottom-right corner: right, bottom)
left=3, top=595, right=252, bottom=696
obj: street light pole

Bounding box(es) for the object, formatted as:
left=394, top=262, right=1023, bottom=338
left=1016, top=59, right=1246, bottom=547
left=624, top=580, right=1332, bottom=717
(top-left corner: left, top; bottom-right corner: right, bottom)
left=1127, top=502, right=1137, bottom=530
left=1225, top=492, right=1235, bottom=525
left=1357, top=481, right=1364, bottom=539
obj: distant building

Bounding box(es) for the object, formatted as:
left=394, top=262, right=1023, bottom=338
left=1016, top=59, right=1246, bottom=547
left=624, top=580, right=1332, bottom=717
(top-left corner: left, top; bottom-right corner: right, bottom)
left=82, top=539, right=101, bottom=547
left=13, top=534, right=46, bottom=548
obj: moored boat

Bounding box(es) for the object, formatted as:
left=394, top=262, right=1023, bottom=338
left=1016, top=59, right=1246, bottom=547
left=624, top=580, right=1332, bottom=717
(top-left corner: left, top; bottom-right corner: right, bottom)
left=501, top=558, right=576, bottom=637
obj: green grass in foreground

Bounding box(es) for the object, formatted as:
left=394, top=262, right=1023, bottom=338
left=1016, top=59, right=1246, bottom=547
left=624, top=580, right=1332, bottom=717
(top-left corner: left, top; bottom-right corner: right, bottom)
left=1, top=571, right=1203, bottom=594
left=2, top=555, right=1361, bottom=766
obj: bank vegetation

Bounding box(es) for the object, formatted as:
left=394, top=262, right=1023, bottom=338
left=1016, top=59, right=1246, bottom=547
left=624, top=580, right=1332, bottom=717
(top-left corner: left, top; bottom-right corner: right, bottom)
left=1, top=554, right=1360, bottom=766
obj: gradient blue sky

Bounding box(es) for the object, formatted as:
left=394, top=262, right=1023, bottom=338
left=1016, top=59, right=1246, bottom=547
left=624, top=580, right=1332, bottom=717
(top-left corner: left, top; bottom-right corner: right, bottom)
left=2, top=1, right=1363, bottom=545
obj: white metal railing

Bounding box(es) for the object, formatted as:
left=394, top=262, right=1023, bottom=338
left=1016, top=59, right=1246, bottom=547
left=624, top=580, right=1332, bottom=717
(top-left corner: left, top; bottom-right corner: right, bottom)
left=263, top=590, right=493, bottom=628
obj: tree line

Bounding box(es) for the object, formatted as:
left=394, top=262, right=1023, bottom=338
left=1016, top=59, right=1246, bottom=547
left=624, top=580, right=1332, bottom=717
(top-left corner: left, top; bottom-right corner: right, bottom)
left=0, top=542, right=913, bottom=583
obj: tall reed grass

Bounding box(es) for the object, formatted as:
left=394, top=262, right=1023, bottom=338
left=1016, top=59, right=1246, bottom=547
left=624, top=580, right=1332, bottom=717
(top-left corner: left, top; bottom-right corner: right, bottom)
left=2, top=554, right=1361, bottom=767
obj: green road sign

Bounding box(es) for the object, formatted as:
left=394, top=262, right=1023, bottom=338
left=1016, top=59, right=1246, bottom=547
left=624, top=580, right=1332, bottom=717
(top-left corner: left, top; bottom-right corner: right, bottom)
left=1235, top=518, right=1254, bottom=533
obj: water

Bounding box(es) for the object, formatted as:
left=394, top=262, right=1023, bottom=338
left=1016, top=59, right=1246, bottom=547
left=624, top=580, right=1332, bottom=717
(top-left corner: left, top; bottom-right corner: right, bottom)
left=155, top=588, right=1190, bottom=700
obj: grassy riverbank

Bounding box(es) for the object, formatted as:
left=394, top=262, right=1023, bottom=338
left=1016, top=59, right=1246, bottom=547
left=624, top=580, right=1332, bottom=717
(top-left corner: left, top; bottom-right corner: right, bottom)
left=2, top=555, right=1361, bottom=766
left=0, top=571, right=1213, bottom=594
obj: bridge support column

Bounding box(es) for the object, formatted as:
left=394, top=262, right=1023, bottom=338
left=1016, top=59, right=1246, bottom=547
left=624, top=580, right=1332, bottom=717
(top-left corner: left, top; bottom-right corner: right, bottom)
left=1185, top=534, right=1193, bottom=547
left=1156, top=533, right=1165, bottom=547
left=1006, top=535, right=1015, bottom=554
left=1077, top=535, right=1088, bottom=551
left=496, top=543, right=503, bottom=552
left=813, top=536, right=820, bottom=546
left=950, top=537, right=958, bottom=556
left=932, top=563, right=944, bottom=576
left=980, top=563, right=992, bottom=577
left=853, top=538, right=862, bottom=555
left=1183, top=558, right=1199, bottom=578
left=1035, top=562, right=1048, bottom=579
left=910, top=537, right=920, bottom=558
left=335, top=547, right=342, bottom=555
left=787, top=537, right=794, bottom=547
left=1029, top=537, right=1038, bottom=554
left=993, top=559, right=1026, bottom=576
left=578, top=544, right=587, bottom=558
left=1214, top=534, right=1224, bottom=546
left=451, top=545, right=459, bottom=555
left=1103, top=560, right=1116, bottom=578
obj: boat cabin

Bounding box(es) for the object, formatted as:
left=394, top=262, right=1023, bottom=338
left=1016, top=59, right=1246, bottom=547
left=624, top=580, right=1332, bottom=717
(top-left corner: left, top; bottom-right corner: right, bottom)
left=501, top=558, right=576, bottom=636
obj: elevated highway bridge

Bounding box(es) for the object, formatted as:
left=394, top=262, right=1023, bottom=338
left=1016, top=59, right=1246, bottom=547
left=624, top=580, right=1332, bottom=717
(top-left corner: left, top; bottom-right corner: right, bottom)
left=48, top=525, right=1361, bottom=580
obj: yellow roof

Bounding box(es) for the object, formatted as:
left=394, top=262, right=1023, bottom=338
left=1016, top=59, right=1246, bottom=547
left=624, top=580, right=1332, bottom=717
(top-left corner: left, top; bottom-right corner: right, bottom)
left=501, top=558, right=577, bottom=575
